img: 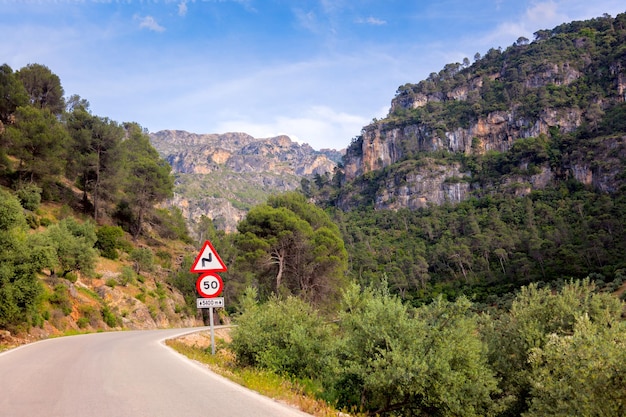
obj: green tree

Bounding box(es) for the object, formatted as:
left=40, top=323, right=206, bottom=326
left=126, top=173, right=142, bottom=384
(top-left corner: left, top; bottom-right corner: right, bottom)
left=0, top=63, right=29, bottom=124
left=332, top=284, right=499, bottom=416
left=525, top=314, right=626, bottom=416
left=235, top=192, right=348, bottom=308
left=230, top=295, right=333, bottom=380
left=482, top=279, right=623, bottom=416
left=4, top=106, right=69, bottom=182
left=16, top=63, right=65, bottom=114
left=119, top=123, right=174, bottom=239
left=95, top=225, right=125, bottom=260
left=130, top=247, right=155, bottom=274
left=44, top=218, right=99, bottom=278
left=0, top=190, right=51, bottom=329
left=66, top=108, right=124, bottom=221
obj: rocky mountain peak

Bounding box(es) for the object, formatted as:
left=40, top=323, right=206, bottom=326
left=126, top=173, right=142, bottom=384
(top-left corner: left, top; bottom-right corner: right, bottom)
left=149, top=130, right=341, bottom=233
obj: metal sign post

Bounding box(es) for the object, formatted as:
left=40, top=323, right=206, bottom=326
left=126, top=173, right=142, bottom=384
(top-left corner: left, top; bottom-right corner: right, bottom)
left=192, top=241, right=227, bottom=355
left=196, top=297, right=225, bottom=355
left=208, top=307, right=216, bottom=355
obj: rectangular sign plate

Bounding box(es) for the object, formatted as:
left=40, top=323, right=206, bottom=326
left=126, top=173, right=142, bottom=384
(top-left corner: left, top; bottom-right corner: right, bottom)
left=197, top=297, right=225, bottom=308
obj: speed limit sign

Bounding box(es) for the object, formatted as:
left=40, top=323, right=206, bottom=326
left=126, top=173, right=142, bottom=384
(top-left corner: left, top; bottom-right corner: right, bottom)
left=196, top=272, right=223, bottom=298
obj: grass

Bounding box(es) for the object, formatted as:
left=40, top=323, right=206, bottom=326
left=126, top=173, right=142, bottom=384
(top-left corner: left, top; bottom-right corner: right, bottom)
left=165, top=339, right=349, bottom=417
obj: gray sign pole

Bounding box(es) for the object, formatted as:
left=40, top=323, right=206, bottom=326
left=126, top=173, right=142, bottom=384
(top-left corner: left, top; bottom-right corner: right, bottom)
left=209, top=307, right=216, bottom=355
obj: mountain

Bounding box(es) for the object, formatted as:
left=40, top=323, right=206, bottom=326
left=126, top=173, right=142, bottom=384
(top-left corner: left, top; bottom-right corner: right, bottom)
left=334, top=13, right=626, bottom=211
left=149, top=130, right=340, bottom=233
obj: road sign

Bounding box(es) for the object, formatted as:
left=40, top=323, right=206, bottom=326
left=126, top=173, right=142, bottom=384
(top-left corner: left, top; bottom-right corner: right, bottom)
left=197, top=297, right=224, bottom=308
left=190, top=240, right=227, bottom=273
left=196, top=272, right=224, bottom=298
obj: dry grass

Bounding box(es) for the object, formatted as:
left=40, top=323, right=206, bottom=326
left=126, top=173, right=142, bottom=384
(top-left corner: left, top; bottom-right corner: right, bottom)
left=166, top=339, right=351, bottom=417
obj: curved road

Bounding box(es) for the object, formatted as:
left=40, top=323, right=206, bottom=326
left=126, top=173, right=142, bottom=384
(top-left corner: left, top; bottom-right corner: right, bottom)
left=0, top=327, right=312, bottom=417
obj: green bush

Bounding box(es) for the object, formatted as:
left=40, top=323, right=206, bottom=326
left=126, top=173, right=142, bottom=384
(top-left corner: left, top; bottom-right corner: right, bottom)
left=230, top=295, right=333, bottom=380
left=119, top=266, right=136, bottom=286
left=330, top=284, right=498, bottom=416
left=76, top=317, right=89, bottom=328
left=48, top=284, right=72, bottom=316
left=130, top=247, right=155, bottom=273
left=16, top=184, right=42, bottom=211
left=96, top=225, right=125, bottom=260
left=100, top=305, right=118, bottom=328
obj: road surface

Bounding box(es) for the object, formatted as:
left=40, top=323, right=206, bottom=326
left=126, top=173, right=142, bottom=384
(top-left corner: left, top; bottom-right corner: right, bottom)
left=0, top=327, right=312, bottom=417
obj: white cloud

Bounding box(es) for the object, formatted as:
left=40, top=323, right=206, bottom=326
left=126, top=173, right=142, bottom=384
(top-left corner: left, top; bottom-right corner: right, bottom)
left=178, top=1, right=188, bottom=17
left=356, top=16, right=387, bottom=26
left=136, top=15, right=165, bottom=32
left=213, top=106, right=369, bottom=150
left=525, top=1, right=560, bottom=24
left=294, top=8, right=320, bottom=33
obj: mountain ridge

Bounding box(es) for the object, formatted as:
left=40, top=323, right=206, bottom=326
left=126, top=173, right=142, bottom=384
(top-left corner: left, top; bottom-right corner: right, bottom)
left=149, top=130, right=341, bottom=232
left=332, top=12, right=626, bottom=211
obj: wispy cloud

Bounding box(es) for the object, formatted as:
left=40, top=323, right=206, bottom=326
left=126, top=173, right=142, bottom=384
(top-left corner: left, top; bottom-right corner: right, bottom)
left=214, top=105, right=369, bottom=149
left=136, top=15, right=165, bottom=32
left=294, top=8, right=321, bottom=33
left=178, top=1, right=188, bottom=17
left=355, top=16, right=387, bottom=26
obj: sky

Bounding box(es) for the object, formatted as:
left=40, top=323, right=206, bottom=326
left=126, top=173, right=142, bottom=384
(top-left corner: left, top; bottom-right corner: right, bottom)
left=1, top=1, right=625, bottom=150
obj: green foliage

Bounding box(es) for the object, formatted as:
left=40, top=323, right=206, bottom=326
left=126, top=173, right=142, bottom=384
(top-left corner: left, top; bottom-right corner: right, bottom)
left=167, top=255, right=197, bottom=310
left=4, top=106, right=70, bottom=183
left=48, top=284, right=72, bottom=316
left=130, top=247, right=155, bottom=274
left=119, top=122, right=174, bottom=239
left=16, top=183, right=42, bottom=211
left=525, top=315, right=626, bottom=416
left=482, top=279, right=624, bottom=416
left=230, top=296, right=333, bottom=380
left=100, top=304, right=118, bottom=328
left=152, top=207, right=192, bottom=243
left=65, top=109, right=125, bottom=221
left=331, top=284, right=499, bottom=416
left=331, top=187, right=626, bottom=304
left=96, top=225, right=125, bottom=260
left=119, top=266, right=136, bottom=286
left=234, top=192, right=348, bottom=309
left=44, top=217, right=99, bottom=278
left=0, top=190, right=46, bottom=329
left=0, top=63, right=29, bottom=123
left=17, top=63, right=65, bottom=114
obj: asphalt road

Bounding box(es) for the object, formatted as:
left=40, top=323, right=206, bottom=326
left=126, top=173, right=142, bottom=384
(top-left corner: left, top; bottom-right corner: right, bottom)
left=0, top=327, right=312, bottom=417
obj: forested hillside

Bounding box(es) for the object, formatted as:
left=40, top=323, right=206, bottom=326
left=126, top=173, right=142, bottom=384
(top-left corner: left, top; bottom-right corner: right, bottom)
left=0, top=63, right=200, bottom=338
left=303, top=12, right=626, bottom=304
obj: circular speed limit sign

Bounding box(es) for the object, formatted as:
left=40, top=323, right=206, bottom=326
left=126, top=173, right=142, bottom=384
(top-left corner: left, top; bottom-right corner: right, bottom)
left=196, top=273, right=224, bottom=298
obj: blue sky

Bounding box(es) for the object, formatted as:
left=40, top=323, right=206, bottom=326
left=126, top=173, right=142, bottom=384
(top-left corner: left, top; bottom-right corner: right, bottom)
left=2, top=1, right=625, bottom=150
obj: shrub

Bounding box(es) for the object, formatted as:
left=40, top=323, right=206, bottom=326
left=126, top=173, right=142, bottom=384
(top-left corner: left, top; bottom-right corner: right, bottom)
left=119, top=266, right=136, bottom=286
left=48, top=284, right=72, bottom=316
left=16, top=184, right=42, bottom=211
left=230, top=295, right=333, bottom=380
left=96, top=225, right=125, bottom=260
left=130, top=247, right=155, bottom=273
left=101, top=305, right=118, bottom=327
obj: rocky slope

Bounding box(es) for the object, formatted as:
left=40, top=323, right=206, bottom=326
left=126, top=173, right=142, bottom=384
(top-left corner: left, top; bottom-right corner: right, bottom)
left=337, top=13, right=626, bottom=210
left=150, top=131, right=340, bottom=233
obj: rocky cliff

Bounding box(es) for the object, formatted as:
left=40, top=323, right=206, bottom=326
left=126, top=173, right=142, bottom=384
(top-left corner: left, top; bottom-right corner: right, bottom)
left=338, top=13, right=626, bottom=210
left=150, top=130, right=339, bottom=233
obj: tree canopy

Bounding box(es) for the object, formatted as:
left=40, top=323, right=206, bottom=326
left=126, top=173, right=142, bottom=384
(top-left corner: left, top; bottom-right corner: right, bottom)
left=234, top=192, right=348, bottom=308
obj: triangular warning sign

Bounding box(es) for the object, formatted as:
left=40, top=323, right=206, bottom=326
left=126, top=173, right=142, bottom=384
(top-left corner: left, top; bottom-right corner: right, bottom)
left=190, top=240, right=227, bottom=273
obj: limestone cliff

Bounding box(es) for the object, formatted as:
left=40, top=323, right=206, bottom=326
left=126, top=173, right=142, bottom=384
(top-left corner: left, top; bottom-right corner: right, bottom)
left=150, top=130, right=339, bottom=233
left=338, top=13, right=626, bottom=210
